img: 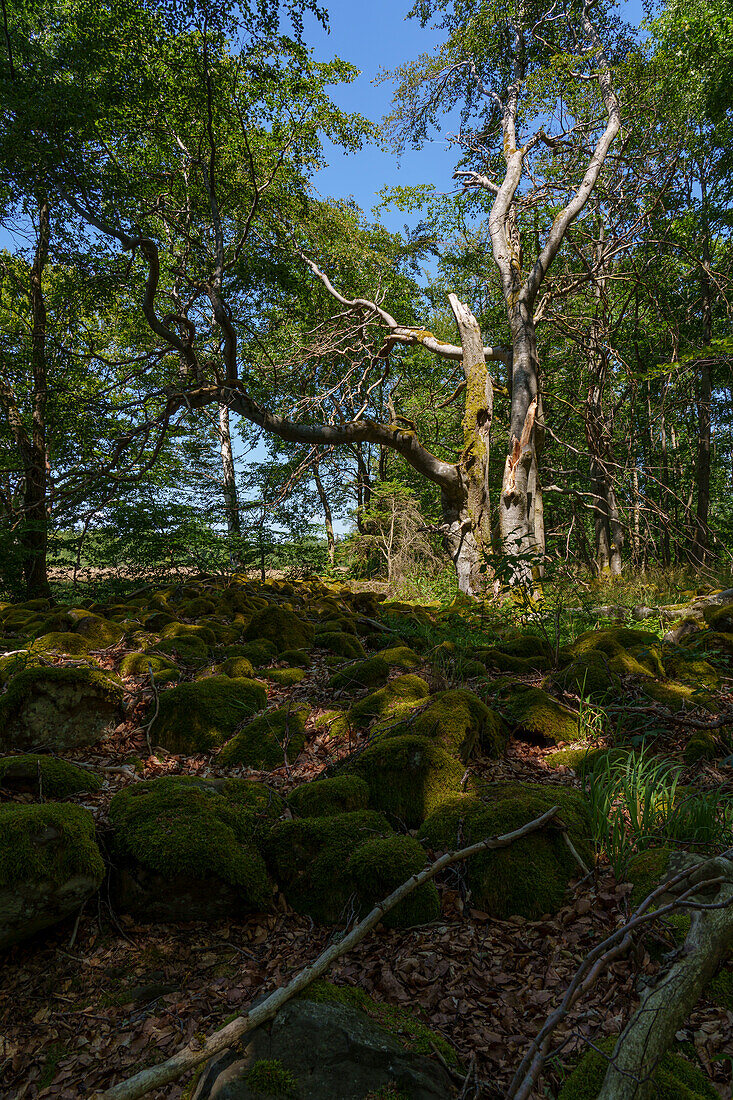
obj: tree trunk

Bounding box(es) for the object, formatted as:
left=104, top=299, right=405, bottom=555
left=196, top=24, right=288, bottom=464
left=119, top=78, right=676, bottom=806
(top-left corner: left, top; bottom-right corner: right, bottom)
left=218, top=402, right=240, bottom=538
left=586, top=318, right=623, bottom=576
left=691, top=216, right=713, bottom=564
left=499, top=303, right=543, bottom=583
left=312, top=458, right=335, bottom=567
left=24, top=200, right=52, bottom=599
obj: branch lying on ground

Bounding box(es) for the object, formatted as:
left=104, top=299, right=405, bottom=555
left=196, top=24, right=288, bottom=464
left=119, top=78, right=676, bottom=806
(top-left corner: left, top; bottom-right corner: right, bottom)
left=506, top=851, right=733, bottom=1100
left=94, top=806, right=560, bottom=1100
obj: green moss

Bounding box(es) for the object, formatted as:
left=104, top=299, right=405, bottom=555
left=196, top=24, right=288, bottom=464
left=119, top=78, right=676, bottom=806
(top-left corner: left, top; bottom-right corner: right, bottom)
left=568, top=627, right=661, bottom=659
left=702, top=602, right=733, bottom=633
left=348, top=834, right=439, bottom=928
left=662, top=649, right=720, bottom=689
left=0, top=650, right=40, bottom=685
left=279, top=649, right=312, bottom=669
left=161, top=621, right=217, bottom=646
left=39, top=1042, right=69, bottom=1090
left=288, top=776, right=371, bottom=818
left=553, top=652, right=618, bottom=697
left=31, top=632, right=93, bottom=656
left=420, top=783, right=592, bottom=920
left=684, top=732, right=718, bottom=764
left=0, top=754, right=102, bottom=796
left=478, top=649, right=537, bottom=674
left=217, top=655, right=256, bottom=678
left=311, top=708, right=350, bottom=739
left=150, top=635, right=210, bottom=666
left=627, top=846, right=672, bottom=907
left=244, top=607, right=315, bottom=653
left=546, top=745, right=623, bottom=776
left=628, top=642, right=666, bottom=677
left=262, top=667, right=306, bottom=686
left=222, top=640, right=277, bottom=667
left=558, top=1038, right=717, bottom=1099
left=265, top=810, right=394, bottom=922
left=315, top=631, right=366, bottom=660
left=151, top=676, right=267, bottom=754
left=329, top=648, right=421, bottom=692
left=379, top=688, right=507, bottom=763
left=120, top=652, right=178, bottom=678
left=301, top=981, right=459, bottom=1068
left=0, top=802, right=104, bottom=888
left=350, top=735, right=464, bottom=828
left=708, top=967, right=733, bottom=1009
left=180, top=597, right=217, bottom=617
left=315, top=615, right=358, bottom=637
left=348, top=675, right=430, bottom=730
left=376, top=646, right=421, bottom=670
left=500, top=684, right=580, bottom=744
left=642, top=680, right=715, bottom=712
left=246, top=1059, right=299, bottom=1098
left=0, top=666, right=124, bottom=751
left=217, top=705, right=310, bottom=769
left=108, top=776, right=274, bottom=906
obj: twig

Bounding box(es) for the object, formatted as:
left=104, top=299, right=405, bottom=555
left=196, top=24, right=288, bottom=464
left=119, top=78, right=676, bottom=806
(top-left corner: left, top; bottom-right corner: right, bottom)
left=94, top=806, right=560, bottom=1100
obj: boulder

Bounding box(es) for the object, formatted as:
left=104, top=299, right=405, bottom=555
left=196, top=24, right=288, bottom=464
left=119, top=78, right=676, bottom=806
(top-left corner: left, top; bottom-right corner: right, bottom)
left=500, top=684, right=580, bottom=744
left=0, top=754, right=102, bottom=797
left=347, top=736, right=464, bottom=828
left=192, top=986, right=457, bottom=1100
left=150, top=676, right=267, bottom=754
left=218, top=706, right=310, bottom=770
left=0, top=666, right=124, bottom=751
left=244, top=607, right=315, bottom=654
left=109, top=776, right=279, bottom=921
left=0, top=803, right=104, bottom=949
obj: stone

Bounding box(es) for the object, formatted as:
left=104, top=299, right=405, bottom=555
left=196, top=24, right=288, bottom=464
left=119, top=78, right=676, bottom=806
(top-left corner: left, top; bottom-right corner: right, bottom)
left=0, top=666, right=124, bottom=751
left=191, top=988, right=456, bottom=1100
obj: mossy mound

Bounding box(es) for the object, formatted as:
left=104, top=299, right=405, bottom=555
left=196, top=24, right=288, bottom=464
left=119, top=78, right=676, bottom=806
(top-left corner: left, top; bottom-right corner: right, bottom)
left=478, top=648, right=538, bottom=674
left=627, top=846, right=672, bottom=907
left=379, top=688, right=507, bottom=763
left=0, top=754, right=102, bottom=797
left=60, top=611, right=125, bottom=648
left=420, top=783, right=592, bottom=919
left=684, top=732, right=718, bottom=764
left=315, top=616, right=358, bottom=637
left=150, top=676, right=267, bottom=754
left=31, top=632, right=93, bottom=656
left=348, top=835, right=439, bottom=928
left=558, top=1038, right=717, bottom=1099
left=161, top=621, right=217, bottom=646
left=288, top=776, right=371, bottom=818
left=311, top=708, right=350, bottom=739
left=500, top=684, right=580, bottom=744
left=552, top=651, right=618, bottom=697
left=109, top=776, right=275, bottom=919
left=348, top=675, right=430, bottom=730
left=120, top=652, right=179, bottom=679
left=315, top=632, right=366, bottom=660
left=329, top=648, right=421, bottom=692
left=244, top=607, right=315, bottom=653
left=702, top=602, right=733, bottom=633
left=641, top=680, right=715, bottom=712
left=0, top=666, right=124, bottom=752
left=349, top=735, right=465, bottom=828
left=150, top=635, right=210, bottom=666
left=246, top=1059, right=299, bottom=1098
left=662, top=648, right=720, bottom=689
left=0, top=802, right=105, bottom=947
left=218, top=706, right=310, bottom=770
left=222, top=640, right=277, bottom=667
left=218, top=655, right=256, bottom=679
left=262, top=667, right=306, bottom=687
left=0, top=650, right=41, bottom=685
left=567, top=626, right=661, bottom=660
left=279, top=649, right=312, bottom=669
left=265, top=810, right=394, bottom=923
left=545, top=745, right=621, bottom=776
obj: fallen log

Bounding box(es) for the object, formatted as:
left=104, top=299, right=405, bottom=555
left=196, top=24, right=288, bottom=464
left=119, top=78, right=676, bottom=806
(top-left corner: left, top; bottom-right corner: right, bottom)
left=94, top=805, right=560, bottom=1100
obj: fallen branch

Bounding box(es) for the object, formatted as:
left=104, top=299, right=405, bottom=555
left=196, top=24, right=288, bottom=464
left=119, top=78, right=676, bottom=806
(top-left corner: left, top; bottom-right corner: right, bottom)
left=596, top=853, right=733, bottom=1100
left=507, top=852, right=733, bottom=1100
left=94, top=805, right=560, bottom=1100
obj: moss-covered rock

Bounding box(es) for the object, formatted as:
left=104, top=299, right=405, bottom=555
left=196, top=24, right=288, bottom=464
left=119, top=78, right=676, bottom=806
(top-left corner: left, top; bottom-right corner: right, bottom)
left=684, top=732, right=718, bottom=764
left=109, top=776, right=277, bottom=920
left=349, top=735, right=465, bottom=828
left=265, top=810, right=394, bottom=923
left=0, top=803, right=104, bottom=948
left=662, top=648, right=720, bottom=689
left=31, top=632, right=93, bottom=656
left=288, top=776, right=371, bottom=818
left=348, top=835, right=439, bottom=928
left=218, top=706, right=310, bottom=770
left=552, top=651, right=618, bottom=697
left=246, top=1059, right=299, bottom=1098
left=151, top=676, right=267, bottom=754
left=0, top=666, right=124, bottom=752
left=161, top=621, right=217, bottom=646
left=378, top=688, right=507, bottom=763
left=348, top=676, right=430, bottom=731
left=0, top=754, right=102, bottom=797
left=218, top=655, right=256, bottom=679
left=420, top=783, right=592, bottom=919
left=262, top=667, right=306, bottom=687
left=244, top=607, right=315, bottom=654
left=545, top=745, right=621, bottom=776
left=315, top=631, right=366, bottom=660
left=311, top=708, right=350, bottom=740
left=279, top=649, right=312, bottom=669
left=558, top=1038, right=717, bottom=1099
left=329, top=648, right=421, bottom=692
left=626, top=846, right=672, bottom=907
left=120, top=652, right=179, bottom=680
left=150, top=635, right=211, bottom=666
left=69, top=612, right=125, bottom=648
left=500, top=684, right=580, bottom=744
left=641, top=680, right=715, bottom=712
left=222, top=640, right=277, bottom=667
left=567, top=626, right=661, bottom=659
left=702, top=602, right=733, bottom=633
left=0, top=650, right=40, bottom=685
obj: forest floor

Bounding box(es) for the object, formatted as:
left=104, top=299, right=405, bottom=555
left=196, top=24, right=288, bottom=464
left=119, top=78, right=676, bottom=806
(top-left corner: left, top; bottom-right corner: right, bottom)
left=1, top=575, right=733, bottom=1099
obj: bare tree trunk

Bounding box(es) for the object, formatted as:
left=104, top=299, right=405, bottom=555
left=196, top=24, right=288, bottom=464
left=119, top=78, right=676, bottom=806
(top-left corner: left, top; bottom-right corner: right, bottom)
left=691, top=206, right=713, bottom=564
left=312, top=457, right=335, bottom=567
left=218, top=402, right=240, bottom=538
left=24, top=199, right=52, bottom=599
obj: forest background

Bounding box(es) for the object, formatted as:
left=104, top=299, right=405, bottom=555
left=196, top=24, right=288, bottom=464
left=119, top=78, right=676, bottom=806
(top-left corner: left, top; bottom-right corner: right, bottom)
left=0, top=0, right=731, bottom=603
